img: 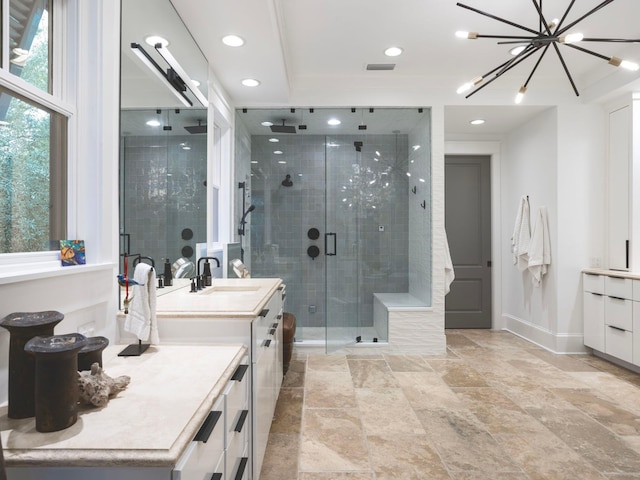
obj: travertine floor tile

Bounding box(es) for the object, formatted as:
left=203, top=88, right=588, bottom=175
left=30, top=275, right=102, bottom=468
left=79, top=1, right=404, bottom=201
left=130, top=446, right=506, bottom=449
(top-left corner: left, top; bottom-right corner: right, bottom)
left=300, top=408, right=370, bottom=472
left=262, top=330, right=640, bottom=479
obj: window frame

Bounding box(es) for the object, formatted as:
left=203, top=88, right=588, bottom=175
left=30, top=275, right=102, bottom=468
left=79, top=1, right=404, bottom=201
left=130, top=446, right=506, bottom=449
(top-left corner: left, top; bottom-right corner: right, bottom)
left=0, top=0, right=76, bottom=264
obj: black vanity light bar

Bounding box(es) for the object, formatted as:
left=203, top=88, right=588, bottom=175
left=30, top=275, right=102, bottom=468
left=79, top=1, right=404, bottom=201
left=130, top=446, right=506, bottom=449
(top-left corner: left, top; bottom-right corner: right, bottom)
left=130, top=42, right=193, bottom=107
left=155, top=44, right=208, bottom=107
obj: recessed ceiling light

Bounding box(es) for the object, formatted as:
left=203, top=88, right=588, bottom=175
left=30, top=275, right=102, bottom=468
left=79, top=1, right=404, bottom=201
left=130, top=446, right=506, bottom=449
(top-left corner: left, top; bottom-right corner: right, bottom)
left=261, top=121, right=274, bottom=127
left=145, top=35, right=169, bottom=47
left=251, top=161, right=258, bottom=164
left=273, top=150, right=283, bottom=154
left=509, top=45, right=526, bottom=56
left=269, top=138, right=279, bottom=143
left=222, top=35, right=244, bottom=47
left=327, top=118, right=341, bottom=126
left=470, top=119, right=485, bottom=125
left=278, top=160, right=287, bottom=164
left=146, top=120, right=161, bottom=127
left=241, top=78, right=260, bottom=87
left=384, top=46, right=403, bottom=57
left=191, top=79, right=201, bottom=87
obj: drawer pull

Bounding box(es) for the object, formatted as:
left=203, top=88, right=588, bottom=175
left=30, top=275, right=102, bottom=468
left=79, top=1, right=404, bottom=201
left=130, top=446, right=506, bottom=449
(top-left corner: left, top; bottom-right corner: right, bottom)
left=608, top=325, right=627, bottom=332
left=234, top=409, right=249, bottom=432
left=277, top=314, right=282, bottom=320
left=608, top=296, right=626, bottom=301
left=263, top=339, right=272, bottom=348
left=272, top=322, right=279, bottom=329
left=210, top=474, right=223, bottom=480
left=278, top=285, right=284, bottom=291
left=269, top=328, right=276, bottom=335
left=259, top=309, right=270, bottom=317
left=193, top=410, right=222, bottom=443
left=585, top=273, right=599, bottom=276
left=231, top=364, right=249, bottom=382
left=234, top=457, right=249, bottom=480
left=590, top=292, right=603, bottom=297
left=282, top=293, right=287, bottom=300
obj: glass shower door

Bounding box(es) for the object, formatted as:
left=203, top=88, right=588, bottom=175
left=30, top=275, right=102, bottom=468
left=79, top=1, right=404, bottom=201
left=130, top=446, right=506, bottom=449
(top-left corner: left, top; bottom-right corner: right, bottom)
left=325, top=136, right=361, bottom=352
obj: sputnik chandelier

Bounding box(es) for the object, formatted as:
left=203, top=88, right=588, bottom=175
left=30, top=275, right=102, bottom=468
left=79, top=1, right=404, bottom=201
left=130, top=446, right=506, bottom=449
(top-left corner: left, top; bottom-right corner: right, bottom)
left=455, top=0, right=640, bottom=103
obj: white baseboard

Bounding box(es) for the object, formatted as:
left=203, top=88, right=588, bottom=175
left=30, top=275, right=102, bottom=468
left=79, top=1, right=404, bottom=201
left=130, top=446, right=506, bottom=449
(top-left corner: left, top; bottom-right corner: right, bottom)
left=503, top=314, right=588, bottom=354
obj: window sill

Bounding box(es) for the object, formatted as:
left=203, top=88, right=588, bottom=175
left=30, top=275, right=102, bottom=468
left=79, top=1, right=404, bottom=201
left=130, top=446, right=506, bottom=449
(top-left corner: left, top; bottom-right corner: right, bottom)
left=0, top=262, right=116, bottom=285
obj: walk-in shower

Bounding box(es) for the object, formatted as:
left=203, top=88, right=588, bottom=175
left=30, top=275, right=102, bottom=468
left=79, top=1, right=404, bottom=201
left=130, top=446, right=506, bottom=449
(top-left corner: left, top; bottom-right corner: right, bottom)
left=235, top=107, right=431, bottom=352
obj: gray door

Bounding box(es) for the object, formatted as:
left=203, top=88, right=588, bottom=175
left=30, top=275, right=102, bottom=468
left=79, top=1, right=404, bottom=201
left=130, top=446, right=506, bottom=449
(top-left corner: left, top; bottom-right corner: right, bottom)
left=445, top=155, right=492, bottom=328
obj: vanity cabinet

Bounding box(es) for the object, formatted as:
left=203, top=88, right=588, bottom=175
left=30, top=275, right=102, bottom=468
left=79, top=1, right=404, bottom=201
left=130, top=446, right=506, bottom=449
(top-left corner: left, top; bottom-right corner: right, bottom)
left=118, top=278, right=286, bottom=479
left=583, top=270, right=640, bottom=366
left=2, top=346, right=248, bottom=480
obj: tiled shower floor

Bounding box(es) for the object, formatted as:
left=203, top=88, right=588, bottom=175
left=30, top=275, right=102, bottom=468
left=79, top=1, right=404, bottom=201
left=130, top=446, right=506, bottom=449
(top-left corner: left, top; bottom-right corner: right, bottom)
left=260, top=329, right=640, bottom=479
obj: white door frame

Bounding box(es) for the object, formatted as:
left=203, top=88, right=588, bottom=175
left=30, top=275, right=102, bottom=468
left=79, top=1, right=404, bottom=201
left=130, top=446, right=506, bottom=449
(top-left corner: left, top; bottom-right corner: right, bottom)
left=445, top=141, right=503, bottom=330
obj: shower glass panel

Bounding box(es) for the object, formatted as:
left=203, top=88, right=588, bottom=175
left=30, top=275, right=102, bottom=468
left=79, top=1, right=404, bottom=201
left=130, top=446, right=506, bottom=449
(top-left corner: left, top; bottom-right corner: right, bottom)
left=119, top=109, right=207, bottom=273
left=241, top=107, right=430, bottom=352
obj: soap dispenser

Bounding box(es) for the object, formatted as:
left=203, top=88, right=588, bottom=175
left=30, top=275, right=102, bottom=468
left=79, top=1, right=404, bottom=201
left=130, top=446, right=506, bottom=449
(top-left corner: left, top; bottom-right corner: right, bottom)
left=163, top=258, right=173, bottom=286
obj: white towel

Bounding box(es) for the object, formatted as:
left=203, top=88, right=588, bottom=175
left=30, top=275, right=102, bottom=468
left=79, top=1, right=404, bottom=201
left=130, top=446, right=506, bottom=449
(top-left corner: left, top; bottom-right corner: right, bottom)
left=123, top=263, right=159, bottom=344
left=528, top=206, right=551, bottom=287
left=444, top=229, right=455, bottom=295
left=511, top=195, right=531, bottom=272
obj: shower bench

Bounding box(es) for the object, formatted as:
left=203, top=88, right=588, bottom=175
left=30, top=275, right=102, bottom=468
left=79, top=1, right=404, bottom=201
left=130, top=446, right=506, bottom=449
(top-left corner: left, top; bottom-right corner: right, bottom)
left=373, top=293, right=432, bottom=345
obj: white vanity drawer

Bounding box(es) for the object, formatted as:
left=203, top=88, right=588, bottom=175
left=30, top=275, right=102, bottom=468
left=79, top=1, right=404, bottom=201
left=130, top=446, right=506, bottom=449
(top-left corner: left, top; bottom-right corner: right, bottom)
left=605, top=276, right=633, bottom=299
left=583, top=273, right=604, bottom=294
left=173, top=396, right=225, bottom=480
left=605, top=296, right=633, bottom=331
left=227, top=442, right=250, bottom=480
left=605, top=325, right=633, bottom=363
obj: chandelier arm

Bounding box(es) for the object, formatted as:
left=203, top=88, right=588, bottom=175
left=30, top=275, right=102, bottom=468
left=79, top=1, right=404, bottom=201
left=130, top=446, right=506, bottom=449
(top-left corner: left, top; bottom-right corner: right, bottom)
left=551, top=43, right=580, bottom=96
left=553, top=0, right=577, bottom=33
left=523, top=44, right=551, bottom=88
left=477, top=35, right=537, bottom=40
left=465, top=47, right=542, bottom=99
left=581, top=38, right=640, bottom=43
left=456, top=3, right=541, bottom=36
left=564, top=43, right=610, bottom=62
left=496, top=44, right=539, bottom=77
left=556, top=0, right=615, bottom=36
left=530, top=0, right=552, bottom=36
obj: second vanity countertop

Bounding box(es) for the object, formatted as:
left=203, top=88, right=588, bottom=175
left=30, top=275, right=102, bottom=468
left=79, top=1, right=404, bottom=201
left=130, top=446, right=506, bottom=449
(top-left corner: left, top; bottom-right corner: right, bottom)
left=582, top=268, right=640, bottom=280
left=1, top=344, right=247, bottom=468
left=152, top=277, right=283, bottom=318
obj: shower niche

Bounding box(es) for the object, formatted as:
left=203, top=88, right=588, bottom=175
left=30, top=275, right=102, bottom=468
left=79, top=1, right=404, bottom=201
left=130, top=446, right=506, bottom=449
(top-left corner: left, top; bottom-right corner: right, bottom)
left=235, top=107, right=431, bottom=352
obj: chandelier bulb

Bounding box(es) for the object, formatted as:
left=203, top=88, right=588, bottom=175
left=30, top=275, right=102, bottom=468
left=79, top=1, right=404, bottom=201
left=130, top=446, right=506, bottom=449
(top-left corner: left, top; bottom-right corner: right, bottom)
left=455, top=31, right=478, bottom=40
left=515, top=86, right=527, bottom=104
left=456, top=76, right=483, bottom=94
left=609, top=56, right=640, bottom=71
left=547, top=18, right=560, bottom=30
left=559, top=32, right=584, bottom=44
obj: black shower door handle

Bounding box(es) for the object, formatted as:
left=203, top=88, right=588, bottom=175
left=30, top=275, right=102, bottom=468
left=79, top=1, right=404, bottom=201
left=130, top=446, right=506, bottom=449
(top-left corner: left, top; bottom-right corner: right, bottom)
left=325, top=233, right=337, bottom=256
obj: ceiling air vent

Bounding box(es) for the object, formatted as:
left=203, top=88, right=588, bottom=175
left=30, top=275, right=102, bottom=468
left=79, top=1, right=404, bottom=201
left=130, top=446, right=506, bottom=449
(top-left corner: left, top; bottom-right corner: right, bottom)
left=366, top=63, right=396, bottom=71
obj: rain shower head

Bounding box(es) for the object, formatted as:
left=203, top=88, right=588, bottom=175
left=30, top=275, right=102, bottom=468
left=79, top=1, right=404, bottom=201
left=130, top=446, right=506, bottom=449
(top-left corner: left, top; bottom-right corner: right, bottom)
left=270, top=119, right=296, bottom=134
left=184, top=120, right=206, bottom=134
left=281, top=174, right=293, bottom=187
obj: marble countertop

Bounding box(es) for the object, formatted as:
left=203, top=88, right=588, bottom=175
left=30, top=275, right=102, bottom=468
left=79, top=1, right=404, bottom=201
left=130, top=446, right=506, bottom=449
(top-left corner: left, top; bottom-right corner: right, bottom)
left=152, top=277, right=283, bottom=318
left=582, top=268, right=640, bottom=280
left=1, top=344, right=247, bottom=468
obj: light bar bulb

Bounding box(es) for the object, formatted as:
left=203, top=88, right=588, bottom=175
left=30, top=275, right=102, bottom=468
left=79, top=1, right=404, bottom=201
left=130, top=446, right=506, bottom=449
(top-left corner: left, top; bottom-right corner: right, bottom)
left=608, top=56, right=639, bottom=71
left=515, top=86, right=527, bottom=104
left=456, top=76, right=483, bottom=94
left=559, top=32, right=583, bottom=44
left=509, top=45, right=526, bottom=56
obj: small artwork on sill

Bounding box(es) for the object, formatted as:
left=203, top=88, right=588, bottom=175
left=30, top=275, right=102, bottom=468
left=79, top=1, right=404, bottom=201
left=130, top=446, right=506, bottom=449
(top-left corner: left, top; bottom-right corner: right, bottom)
left=60, top=240, right=86, bottom=266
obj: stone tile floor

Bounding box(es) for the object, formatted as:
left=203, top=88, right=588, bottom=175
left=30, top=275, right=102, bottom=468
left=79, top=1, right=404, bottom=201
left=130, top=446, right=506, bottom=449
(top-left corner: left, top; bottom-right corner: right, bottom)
left=260, top=329, right=640, bottom=479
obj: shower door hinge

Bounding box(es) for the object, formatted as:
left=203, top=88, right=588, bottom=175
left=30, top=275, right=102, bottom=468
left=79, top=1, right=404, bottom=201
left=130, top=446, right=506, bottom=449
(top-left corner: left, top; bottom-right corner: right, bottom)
left=487, top=260, right=492, bottom=267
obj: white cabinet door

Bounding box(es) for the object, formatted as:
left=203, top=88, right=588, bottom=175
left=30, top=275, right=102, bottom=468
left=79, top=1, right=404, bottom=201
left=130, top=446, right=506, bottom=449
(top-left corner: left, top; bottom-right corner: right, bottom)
left=583, top=291, right=605, bottom=351
left=608, top=105, right=631, bottom=270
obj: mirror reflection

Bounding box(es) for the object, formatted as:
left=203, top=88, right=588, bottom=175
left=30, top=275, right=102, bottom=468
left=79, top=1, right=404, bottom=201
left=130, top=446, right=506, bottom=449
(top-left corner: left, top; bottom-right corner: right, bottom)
left=119, top=0, right=208, bottom=273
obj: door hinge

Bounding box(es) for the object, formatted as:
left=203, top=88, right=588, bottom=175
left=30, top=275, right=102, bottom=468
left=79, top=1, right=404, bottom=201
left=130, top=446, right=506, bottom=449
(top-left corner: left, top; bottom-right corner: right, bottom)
left=487, top=260, right=492, bottom=267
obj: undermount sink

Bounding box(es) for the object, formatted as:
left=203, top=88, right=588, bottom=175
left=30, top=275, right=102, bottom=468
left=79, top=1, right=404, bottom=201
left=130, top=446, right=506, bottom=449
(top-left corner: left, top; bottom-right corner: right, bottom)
left=199, top=285, right=261, bottom=295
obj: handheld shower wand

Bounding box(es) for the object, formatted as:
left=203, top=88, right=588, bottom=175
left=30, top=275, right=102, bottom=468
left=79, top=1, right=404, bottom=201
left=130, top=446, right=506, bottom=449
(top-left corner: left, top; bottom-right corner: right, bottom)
left=238, top=204, right=256, bottom=236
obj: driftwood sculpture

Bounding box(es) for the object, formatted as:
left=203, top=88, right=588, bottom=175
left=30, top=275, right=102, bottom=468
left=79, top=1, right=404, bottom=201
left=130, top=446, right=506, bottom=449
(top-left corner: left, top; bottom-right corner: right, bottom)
left=77, top=363, right=130, bottom=407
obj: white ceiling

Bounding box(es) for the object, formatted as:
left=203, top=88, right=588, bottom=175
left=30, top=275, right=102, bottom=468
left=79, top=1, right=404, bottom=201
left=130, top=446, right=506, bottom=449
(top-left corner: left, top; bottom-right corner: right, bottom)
left=128, top=0, right=640, bottom=136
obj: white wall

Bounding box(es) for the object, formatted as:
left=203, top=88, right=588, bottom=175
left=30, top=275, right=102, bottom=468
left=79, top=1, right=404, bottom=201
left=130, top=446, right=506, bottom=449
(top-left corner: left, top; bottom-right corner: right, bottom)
left=501, top=105, right=606, bottom=353
left=0, top=1, right=121, bottom=405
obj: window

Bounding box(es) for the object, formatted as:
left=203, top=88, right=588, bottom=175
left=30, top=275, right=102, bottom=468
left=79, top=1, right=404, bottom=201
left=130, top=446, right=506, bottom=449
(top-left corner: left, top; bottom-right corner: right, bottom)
left=0, top=0, right=68, bottom=254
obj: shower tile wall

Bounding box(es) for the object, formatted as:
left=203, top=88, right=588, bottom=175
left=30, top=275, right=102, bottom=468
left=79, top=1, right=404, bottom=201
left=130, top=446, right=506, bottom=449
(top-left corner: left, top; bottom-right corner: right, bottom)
left=121, top=135, right=207, bottom=269
left=249, top=134, right=409, bottom=337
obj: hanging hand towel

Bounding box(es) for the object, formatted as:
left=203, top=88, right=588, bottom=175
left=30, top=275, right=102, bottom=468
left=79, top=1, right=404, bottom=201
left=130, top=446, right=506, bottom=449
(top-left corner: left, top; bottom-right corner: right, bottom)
left=511, top=195, right=531, bottom=272
left=123, top=263, right=160, bottom=343
left=528, top=206, right=551, bottom=287
left=444, top=229, right=455, bottom=295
